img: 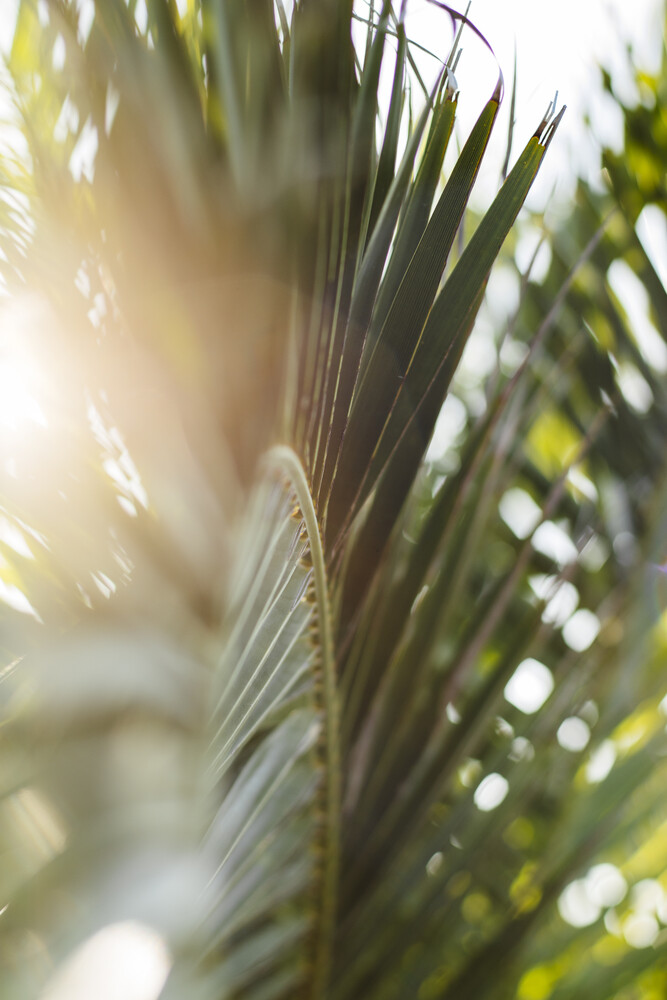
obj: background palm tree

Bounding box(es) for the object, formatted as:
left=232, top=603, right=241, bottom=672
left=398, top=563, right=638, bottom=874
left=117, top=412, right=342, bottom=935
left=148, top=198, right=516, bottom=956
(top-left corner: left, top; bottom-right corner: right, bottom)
left=1, top=2, right=666, bottom=999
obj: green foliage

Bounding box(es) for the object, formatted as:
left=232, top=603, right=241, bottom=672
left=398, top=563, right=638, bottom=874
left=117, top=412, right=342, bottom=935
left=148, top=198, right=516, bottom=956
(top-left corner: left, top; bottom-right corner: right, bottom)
left=0, top=3, right=666, bottom=1000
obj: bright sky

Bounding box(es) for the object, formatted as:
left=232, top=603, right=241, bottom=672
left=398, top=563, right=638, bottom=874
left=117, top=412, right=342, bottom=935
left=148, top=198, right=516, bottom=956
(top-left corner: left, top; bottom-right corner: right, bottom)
left=398, top=0, right=665, bottom=213
left=0, top=1, right=17, bottom=55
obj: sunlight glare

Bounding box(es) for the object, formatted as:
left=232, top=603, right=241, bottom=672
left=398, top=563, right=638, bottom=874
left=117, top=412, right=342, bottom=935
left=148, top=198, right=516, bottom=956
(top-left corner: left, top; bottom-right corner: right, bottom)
left=532, top=521, right=578, bottom=568
left=0, top=358, right=47, bottom=432
left=562, top=609, right=601, bottom=652
left=624, top=913, right=659, bottom=948
left=0, top=578, right=40, bottom=619
left=608, top=260, right=667, bottom=373
left=585, top=739, right=617, bottom=783
left=504, top=658, right=554, bottom=715
left=585, top=864, right=627, bottom=908
left=529, top=575, right=580, bottom=627
left=0, top=300, right=50, bottom=442
left=557, top=717, right=591, bottom=752
left=474, top=772, right=509, bottom=812
left=41, top=921, right=171, bottom=1000
left=558, top=878, right=601, bottom=928
left=499, top=488, right=542, bottom=541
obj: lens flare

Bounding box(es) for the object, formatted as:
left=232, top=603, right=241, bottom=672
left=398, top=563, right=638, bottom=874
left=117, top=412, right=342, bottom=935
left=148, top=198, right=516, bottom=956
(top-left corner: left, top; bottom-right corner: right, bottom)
left=0, top=298, right=50, bottom=445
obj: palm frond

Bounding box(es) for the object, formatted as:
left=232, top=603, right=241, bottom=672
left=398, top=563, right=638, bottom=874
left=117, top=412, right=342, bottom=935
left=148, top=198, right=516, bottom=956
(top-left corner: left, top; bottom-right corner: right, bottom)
left=2, top=3, right=667, bottom=1000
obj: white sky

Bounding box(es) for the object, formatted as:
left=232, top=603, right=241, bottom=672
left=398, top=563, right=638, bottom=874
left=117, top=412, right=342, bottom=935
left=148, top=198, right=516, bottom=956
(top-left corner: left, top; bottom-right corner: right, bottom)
left=0, top=1, right=17, bottom=55
left=397, top=0, right=665, bottom=214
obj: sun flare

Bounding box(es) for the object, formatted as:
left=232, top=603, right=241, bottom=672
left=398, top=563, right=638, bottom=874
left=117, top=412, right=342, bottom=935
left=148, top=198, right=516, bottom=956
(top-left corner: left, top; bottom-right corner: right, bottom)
left=0, top=358, right=46, bottom=432
left=0, top=299, right=49, bottom=442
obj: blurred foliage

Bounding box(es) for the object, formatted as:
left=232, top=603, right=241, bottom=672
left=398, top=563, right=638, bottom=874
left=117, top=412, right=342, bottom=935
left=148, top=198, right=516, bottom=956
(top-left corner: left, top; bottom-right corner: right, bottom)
left=0, top=2, right=666, bottom=1000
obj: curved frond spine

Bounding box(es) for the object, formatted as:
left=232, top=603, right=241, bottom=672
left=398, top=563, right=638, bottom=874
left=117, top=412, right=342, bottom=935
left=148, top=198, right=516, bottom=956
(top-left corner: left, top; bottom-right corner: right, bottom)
left=265, top=444, right=340, bottom=999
